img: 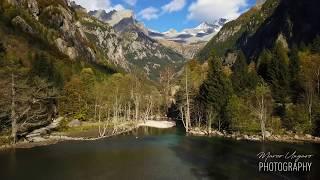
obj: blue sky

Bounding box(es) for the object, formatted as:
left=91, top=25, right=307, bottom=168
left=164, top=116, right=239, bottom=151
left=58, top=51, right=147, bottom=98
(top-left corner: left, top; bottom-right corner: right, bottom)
left=74, top=0, right=257, bottom=32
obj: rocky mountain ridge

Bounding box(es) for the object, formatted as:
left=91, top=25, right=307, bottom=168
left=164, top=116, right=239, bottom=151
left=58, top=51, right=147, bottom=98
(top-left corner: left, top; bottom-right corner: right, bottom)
left=3, top=0, right=185, bottom=80
left=89, top=8, right=226, bottom=60
left=149, top=18, right=227, bottom=44
left=148, top=19, right=227, bottom=59
left=88, top=7, right=186, bottom=79
left=197, top=0, right=320, bottom=63
left=196, top=0, right=279, bottom=61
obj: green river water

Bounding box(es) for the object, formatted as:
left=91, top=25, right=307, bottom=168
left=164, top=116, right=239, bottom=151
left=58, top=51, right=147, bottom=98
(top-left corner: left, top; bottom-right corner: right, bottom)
left=0, top=126, right=319, bottom=180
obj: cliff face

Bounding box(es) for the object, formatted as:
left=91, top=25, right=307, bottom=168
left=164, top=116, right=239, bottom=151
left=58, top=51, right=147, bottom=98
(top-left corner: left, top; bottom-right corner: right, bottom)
left=89, top=9, right=186, bottom=79
left=4, top=0, right=98, bottom=63
left=256, top=0, right=267, bottom=6
left=242, top=0, right=320, bottom=59
left=196, top=0, right=279, bottom=61
left=157, top=40, right=206, bottom=60
left=197, top=0, right=320, bottom=62
left=2, top=0, right=185, bottom=80
left=76, top=11, right=130, bottom=70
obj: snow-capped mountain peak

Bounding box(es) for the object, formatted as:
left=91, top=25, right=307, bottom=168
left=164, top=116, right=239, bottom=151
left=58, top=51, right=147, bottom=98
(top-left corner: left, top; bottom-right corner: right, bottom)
left=195, top=22, right=214, bottom=30
left=148, top=18, right=227, bottom=44
left=163, top=29, right=178, bottom=37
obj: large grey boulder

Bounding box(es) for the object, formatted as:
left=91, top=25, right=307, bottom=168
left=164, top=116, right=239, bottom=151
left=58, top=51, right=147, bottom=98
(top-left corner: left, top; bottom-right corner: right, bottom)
left=67, top=119, right=81, bottom=128
left=55, top=38, right=78, bottom=60
left=265, top=131, right=272, bottom=138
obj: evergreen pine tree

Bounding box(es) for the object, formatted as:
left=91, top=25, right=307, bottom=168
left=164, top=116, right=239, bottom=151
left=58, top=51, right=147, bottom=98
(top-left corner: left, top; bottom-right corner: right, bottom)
left=31, top=52, right=63, bottom=87
left=0, top=42, right=5, bottom=54
left=289, top=44, right=302, bottom=102
left=231, top=51, right=248, bottom=94
left=199, top=53, right=233, bottom=129
left=247, top=68, right=260, bottom=91
left=268, top=42, right=290, bottom=104
left=31, top=52, right=51, bottom=79
left=0, top=42, right=5, bottom=64
left=299, top=41, right=308, bottom=52
left=311, top=35, right=320, bottom=53
left=257, top=49, right=272, bottom=82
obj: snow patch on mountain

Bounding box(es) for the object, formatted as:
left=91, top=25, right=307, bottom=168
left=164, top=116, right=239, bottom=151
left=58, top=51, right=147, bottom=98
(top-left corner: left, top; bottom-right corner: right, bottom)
left=149, top=18, right=227, bottom=44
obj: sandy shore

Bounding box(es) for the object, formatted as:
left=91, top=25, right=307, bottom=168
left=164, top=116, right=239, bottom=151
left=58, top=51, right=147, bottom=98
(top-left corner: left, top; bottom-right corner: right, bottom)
left=138, top=120, right=176, bottom=129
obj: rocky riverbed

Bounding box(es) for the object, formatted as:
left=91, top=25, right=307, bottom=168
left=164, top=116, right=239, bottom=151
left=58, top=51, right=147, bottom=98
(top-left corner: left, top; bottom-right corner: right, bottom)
left=188, top=128, right=320, bottom=144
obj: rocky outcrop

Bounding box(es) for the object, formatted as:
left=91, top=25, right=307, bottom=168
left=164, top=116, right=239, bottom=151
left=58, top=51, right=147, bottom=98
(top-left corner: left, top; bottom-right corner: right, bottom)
left=88, top=8, right=185, bottom=79
left=45, top=5, right=74, bottom=35
left=24, top=0, right=39, bottom=20
left=6, top=0, right=185, bottom=79
left=40, top=5, right=97, bottom=62
left=80, top=17, right=129, bottom=70
left=55, top=38, right=78, bottom=60
left=6, top=0, right=39, bottom=20
left=6, top=1, right=97, bottom=63
left=158, top=39, right=206, bottom=59
left=216, top=25, right=242, bottom=43
left=197, top=0, right=280, bottom=61
left=81, top=11, right=185, bottom=78
left=198, top=0, right=320, bottom=62
left=256, top=0, right=267, bottom=6
left=224, top=52, right=238, bottom=66
left=276, top=33, right=288, bottom=49
left=11, top=16, right=36, bottom=35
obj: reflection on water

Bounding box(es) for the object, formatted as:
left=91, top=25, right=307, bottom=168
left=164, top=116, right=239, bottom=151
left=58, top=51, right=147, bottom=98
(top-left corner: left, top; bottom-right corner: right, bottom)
left=0, top=127, right=319, bottom=180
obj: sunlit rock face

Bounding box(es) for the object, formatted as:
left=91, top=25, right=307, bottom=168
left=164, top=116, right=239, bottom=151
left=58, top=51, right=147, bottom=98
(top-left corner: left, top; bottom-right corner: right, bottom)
left=88, top=8, right=186, bottom=79
left=256, top=0, right=267, bottom=5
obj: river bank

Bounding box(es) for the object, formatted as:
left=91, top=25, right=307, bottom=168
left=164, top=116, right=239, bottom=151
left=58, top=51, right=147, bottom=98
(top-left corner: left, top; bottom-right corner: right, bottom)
left=188, top=127, right=320, bottom=144
left=0, top=120, right=176, bottom=150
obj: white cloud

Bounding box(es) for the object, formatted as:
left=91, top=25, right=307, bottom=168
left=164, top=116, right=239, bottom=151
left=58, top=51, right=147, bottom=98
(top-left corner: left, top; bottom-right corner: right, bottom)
left=138, top=7, right=159, bottom=20
left=73, top=0, right=124, bottom=12
left=124, top=0, right=137, bottom=6
left=188, top=0, right=248, bottom=22
left=162, top=0, right=186, bottom=13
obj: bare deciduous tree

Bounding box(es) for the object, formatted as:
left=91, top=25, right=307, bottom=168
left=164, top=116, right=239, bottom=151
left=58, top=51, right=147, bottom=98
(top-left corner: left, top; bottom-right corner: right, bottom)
left=160, top=66, right=176, bottom=112
left=252, top=82, right=271, bottom=141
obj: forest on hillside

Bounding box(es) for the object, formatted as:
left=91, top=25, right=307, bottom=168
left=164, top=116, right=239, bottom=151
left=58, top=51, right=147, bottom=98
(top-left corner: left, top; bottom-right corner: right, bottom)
left=0, top=1, right=172, bottom=145
left=0, top=41, right=172, bottom=144
left=174, top=37, right=320, bottom=139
